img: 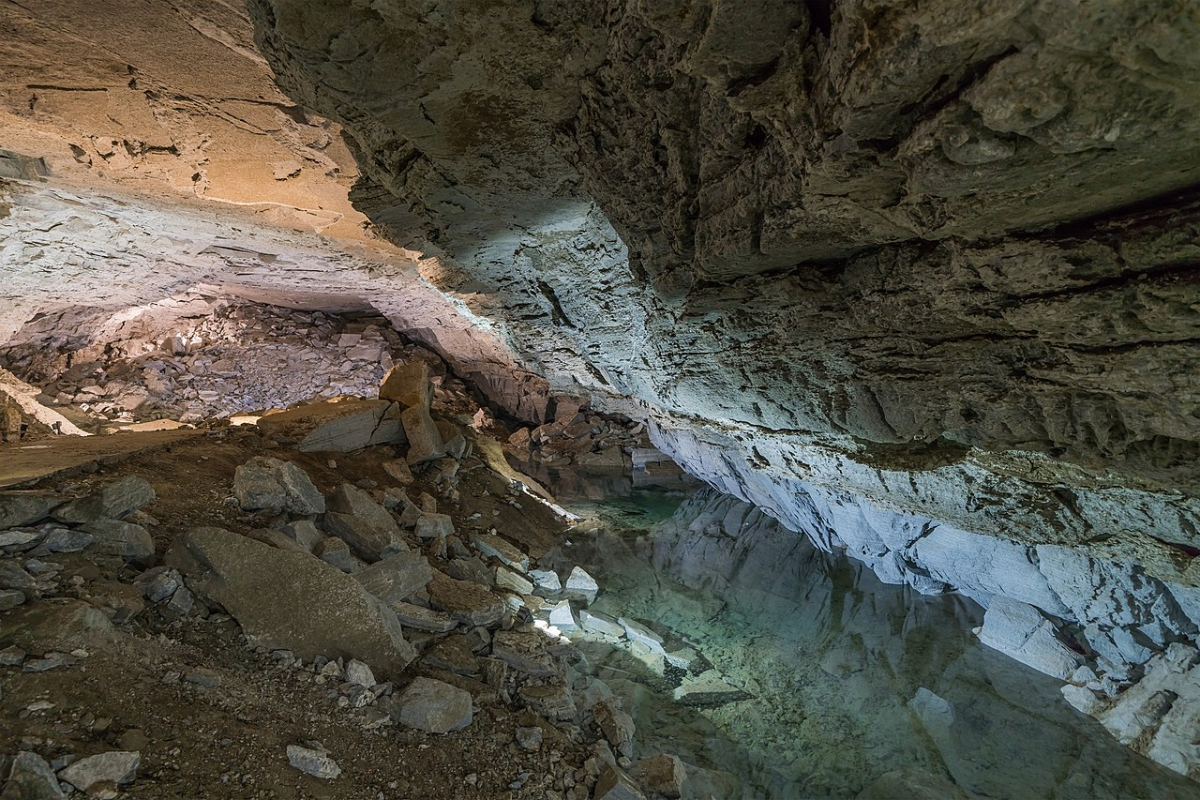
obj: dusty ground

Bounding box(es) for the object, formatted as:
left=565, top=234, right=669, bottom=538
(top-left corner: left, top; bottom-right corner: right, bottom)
left=0, top=428, right=598, bottom=799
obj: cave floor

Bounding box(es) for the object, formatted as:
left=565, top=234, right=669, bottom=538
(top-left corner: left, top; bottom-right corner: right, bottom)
left=0, top=430, right=204, bottom=489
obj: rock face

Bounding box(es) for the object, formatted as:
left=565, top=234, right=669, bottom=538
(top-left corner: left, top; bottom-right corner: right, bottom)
left=166, top=527, right=415, bottom=675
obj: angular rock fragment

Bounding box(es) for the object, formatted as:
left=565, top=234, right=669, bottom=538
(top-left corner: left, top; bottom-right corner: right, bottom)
left=564, top=566, right=598, bottom=605
left=401, top=404, right=445, bottom=465
left=286, top=745, right=340, bottom=780
left=976, top=596, right=1084, bottom=680
left=495, top=566, right=534, bottom=596
left=0, top=561, right=36, bottom=592
left=0, top=600, right=119, bottom=653
left=518, top=680, right=577, bottom=722
left=315, top=537, right=356, bottom=573
left=58, top=751, right=140, bottom=793
left=281, top=519, right=324, bottom=551
left=135, top=566, right=181, bottom=603
left=53, top=477, right=155, bottom=525
left=166, top=527, right=415, bottom=675
left=353, top=552, right=432, bottom=604
left=382, top=458, right=415, bottom=486
left=393, top=676, right=473, bottom=733
left=422, top=635, right=480, bottom=677
left=548, top=600, right=578, bottom=633
left=672, top=670, right=749, bottom=707
left=233, top=457, right=324, bottom=515
left=0, top=588, right=26, bottom=610
left=379, top=361, right=433, bottom=409
left=32, top=528, right=93, bottom=554
left=594, top=699, right=636, bottom=758
left=345, top=658, right=376, bottom=688
left=2, top=750, right=63, bottom=799
left=580, top=610, right=624, bottom=638
left=529, top=569, right=562, bottom=594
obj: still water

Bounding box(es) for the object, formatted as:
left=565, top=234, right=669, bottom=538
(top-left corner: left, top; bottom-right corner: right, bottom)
left=542, top=487, right=1197, bottom=799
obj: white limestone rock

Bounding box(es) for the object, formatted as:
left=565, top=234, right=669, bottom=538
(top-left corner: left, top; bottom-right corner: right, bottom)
left=975, top=596, right=1084, bottom=680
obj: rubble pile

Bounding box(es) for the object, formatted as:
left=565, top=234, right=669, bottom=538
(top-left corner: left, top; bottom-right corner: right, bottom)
left=0, top=295, right=470, bottom=429
left=0, top=366, right=714, bottom=799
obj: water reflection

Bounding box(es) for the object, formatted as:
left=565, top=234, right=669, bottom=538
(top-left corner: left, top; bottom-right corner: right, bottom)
left=550, top=489, right=1197, bottom=799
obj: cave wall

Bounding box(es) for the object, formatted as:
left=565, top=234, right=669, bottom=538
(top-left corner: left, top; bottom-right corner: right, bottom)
left=246, top=0, right=1200, bottom=544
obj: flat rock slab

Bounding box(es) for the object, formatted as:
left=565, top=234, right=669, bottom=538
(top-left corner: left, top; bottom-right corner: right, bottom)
left=672, top=670, right=750, bottom=707
left=166, top=527, right=415, bottom=677
left=427, top=571, right=506, bottom=628
left=391, top=601, right=458, bottom=633
left=53, top=476, right=155, bottom=525
left=258, top=399, right=405, bottom=452
left=393, top=676, right=473, bottom=734
left=470, top=533, right=530, bottom=571
left=401, top=404, right=445, bottom=465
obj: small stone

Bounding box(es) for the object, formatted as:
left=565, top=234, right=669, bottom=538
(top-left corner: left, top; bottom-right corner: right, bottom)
left=286, top=745, right=341, bottom=780
left=515, top=726, right=543, bottom=752
left=382, top=460, right=415, bottom=486
left=166, top=586, right=194, bottom=616
left=345, top=659, right=376, bottom=688
left=135, top=566, right=181, bottom=603
left=281, top=520, right=324, bottom=552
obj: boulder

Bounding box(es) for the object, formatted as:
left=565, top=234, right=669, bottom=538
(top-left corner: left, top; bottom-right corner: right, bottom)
left=353, top=552, right=433, bottom=604
left=53, top=476, right=155, bottom=524
left=379, top=361, right=433, bottom=409
left=0, top=561, right=36, bottom=592
left=166, top=527, right=415, bottom=676
left=281, top=519, right=325, bottom=552
left=31, top=528, right=93, bottom=555
left=427, top=571, right=506, bottom=628
left=1, top=751, right=64, bottom=799
left=0, top=492, right=63, bottom=529
left=57, top=751, right=140, bottom=794
left=325, top=484, right=406, bottom=561
left=257, top=399, right=405, bottom=452
left=0, top=589, right=25, bottom=611
left=393, top=677, right=473, bottom=734
left=78, top=520, right=154, bottom=564
left=233, top=457, right=325, bottom=515
left=401, top=404, right=446, bottom=465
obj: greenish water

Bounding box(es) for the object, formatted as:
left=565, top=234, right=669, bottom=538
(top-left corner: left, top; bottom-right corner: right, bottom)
left=547, top=489, right=1198, bottom=800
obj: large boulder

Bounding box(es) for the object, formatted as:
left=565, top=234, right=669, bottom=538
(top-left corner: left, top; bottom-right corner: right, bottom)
left=78, top=520, right=154, bottom=564
left=0, top=600, right=119, bottom=653
left=53, top=476, right=155, bottom=525
left=233, top=457, right=325, bottom=515
left=2, top=751, right=64, bottom=799
left=166, top=527, right=415, bottom=675
left=257, top=399, right=405, bottom=452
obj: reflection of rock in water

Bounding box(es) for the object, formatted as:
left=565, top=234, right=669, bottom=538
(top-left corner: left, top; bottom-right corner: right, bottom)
left=567, top=488, right=1200, bottom=799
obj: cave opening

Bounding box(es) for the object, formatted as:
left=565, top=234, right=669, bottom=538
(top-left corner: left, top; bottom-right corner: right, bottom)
left=2, top=1, right=1199, bottom=799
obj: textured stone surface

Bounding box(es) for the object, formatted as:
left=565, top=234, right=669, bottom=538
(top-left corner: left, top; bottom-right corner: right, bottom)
left=233, top=457, right=324, bottom=515
left=166, top=527, right=415, bottom=676
left=393, top=676, right=474, bottom=734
